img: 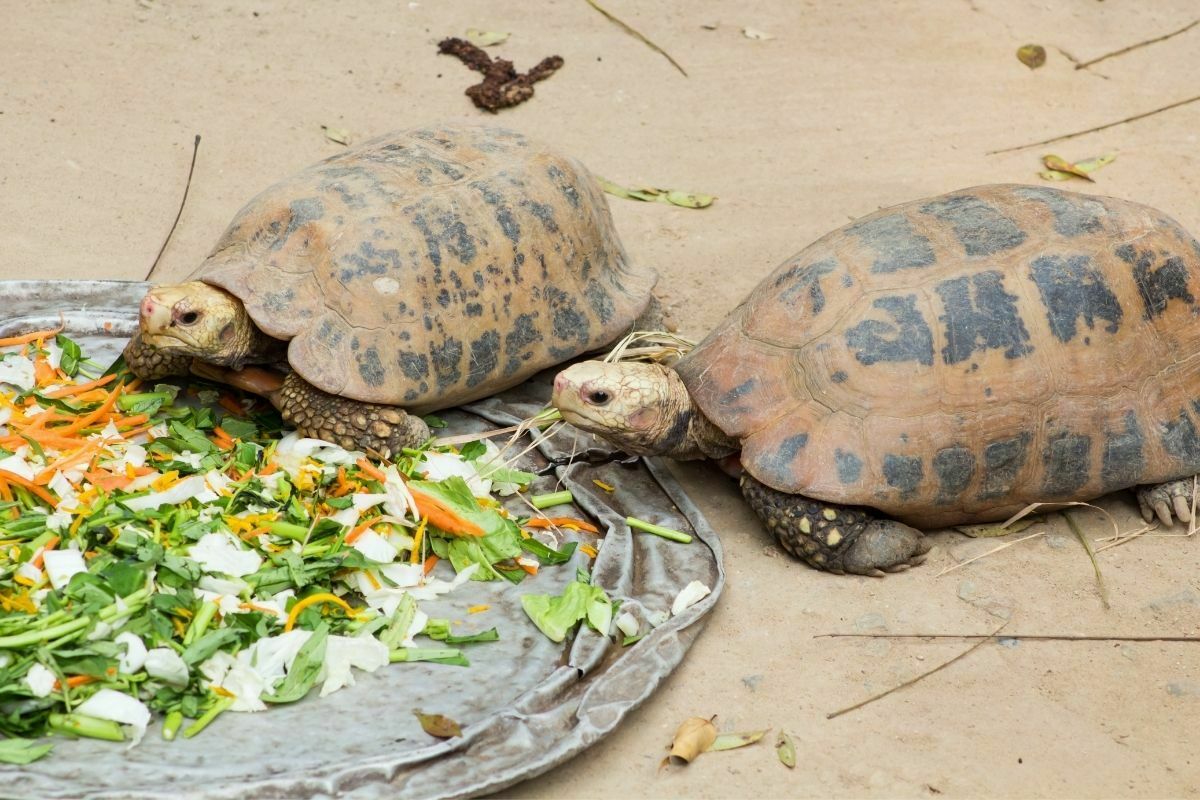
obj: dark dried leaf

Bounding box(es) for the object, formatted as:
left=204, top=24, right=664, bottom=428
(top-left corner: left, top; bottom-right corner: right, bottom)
left=414, top=709, right=463, bottom=739
left=1017, top=44, right=1046, bottom=69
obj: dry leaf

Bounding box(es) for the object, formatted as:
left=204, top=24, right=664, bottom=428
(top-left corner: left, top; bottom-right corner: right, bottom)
left=465, top=28, right=509, bottom=47
left=596, top=176, right=716, bottom=209
left=742, top=27, right=773, bottom=40
left=708, top=729, right=769, bottom=751
left=700, top=22, right=719, bottom=30
left=413, top=710, right=462, bottom=739
left=1039, top=152, right=1116, bottom=182
left=1017, top=44, right=1046, bottom=69
left=321, top=125, right=351, bottom=145
left=664, top=715, right=717, bottom=765
left=776, top=731, right=797, bottom=768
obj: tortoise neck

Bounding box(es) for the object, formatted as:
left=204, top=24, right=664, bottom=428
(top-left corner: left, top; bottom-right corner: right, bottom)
left=659, top=368, right=739, bottom=461
left=216, top=305, right=288, bottom=369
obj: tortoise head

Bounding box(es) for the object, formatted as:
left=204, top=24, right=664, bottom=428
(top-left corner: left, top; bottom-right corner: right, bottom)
left=137, top=281, right=256, bottom=365
left=551, top=360, right=692, bottom=456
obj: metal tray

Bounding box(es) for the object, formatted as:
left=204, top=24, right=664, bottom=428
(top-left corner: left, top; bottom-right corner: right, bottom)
left=0, top=280, right=724, bottom=800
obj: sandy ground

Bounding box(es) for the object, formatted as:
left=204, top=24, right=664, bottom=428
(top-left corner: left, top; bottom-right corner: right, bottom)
left=4, top=1, right=1200, bottom=797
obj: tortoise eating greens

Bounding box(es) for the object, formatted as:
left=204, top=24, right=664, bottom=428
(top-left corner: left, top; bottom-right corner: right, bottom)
left=124, top=123, right=659, bottom=457
left=553, top=184, right=1200, bottom=575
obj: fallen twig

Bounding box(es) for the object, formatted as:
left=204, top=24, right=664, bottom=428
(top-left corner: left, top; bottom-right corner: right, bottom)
left=936, top=530, right=1046, bottom=577
left=146, top=134, right=201, bottom=281
left=825, top=621, right=1007, bottom=720
left=817, top=633, right=1200, bottom=643
left=1075, top=18, right=1199, bottom=71
left=584, top=0, right=687, bottom=77
left=987, top=93, right=1200, bottom=155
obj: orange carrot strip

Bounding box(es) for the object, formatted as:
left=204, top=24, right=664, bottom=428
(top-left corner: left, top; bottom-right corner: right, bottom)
left=0, top=476, right=11, bottom=503
left=57, top=389, right=120, bottom=435
left=54, top=674, right=97, bottom=690
left=523, top=517, right=601, bottom=534
left=43, top=374, right=117, bottom=398
left=31, top=536, right=61, bottom=569
left=344, top=517, right=378, bottom=545
left=0, top=470, right=57, bottom=505
left=238, top=601, right=278, bottom=614
left=355, top=458, right=388, bottom=484
left=122, top=378, right=142, bottom=393
left=0, top=326, right=64, bottom=348
left=408, top=485, right=485, bottom=537
left=35, top=440, right=105, bottom=485
left=422, top=554, right=439, bottom=575
left=218, top=394, right=246, bottom=417
left=519, top=562, right=539, bottom=575
left=82, top=470, right=132, bottom=492
left=258, top=462, right=279, bottom=476
left=33, top=359, right=56, bottom=387
left=115, top=413, right=150, bottom=428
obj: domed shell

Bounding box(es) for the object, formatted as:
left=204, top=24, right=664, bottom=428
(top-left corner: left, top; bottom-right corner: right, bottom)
left=195, top=124, right=656, bottom=412
left=676, top=184, right=1200, bottom=527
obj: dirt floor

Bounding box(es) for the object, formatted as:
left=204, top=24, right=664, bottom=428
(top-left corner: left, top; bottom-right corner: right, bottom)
left=4, top=1, right=1200, bottom=797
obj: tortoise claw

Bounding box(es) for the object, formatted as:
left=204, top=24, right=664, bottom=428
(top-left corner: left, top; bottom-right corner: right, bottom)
left=1137, top=477, right=1197, bottom=527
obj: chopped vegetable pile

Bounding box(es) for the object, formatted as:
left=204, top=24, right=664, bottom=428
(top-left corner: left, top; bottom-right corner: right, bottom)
left=0, top=329, right=628, bottom=763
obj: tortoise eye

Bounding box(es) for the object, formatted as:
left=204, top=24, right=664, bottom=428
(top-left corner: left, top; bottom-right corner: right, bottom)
left=586, top=389, right=611, bottom=406
left=178, top=311, right=201, bottom=326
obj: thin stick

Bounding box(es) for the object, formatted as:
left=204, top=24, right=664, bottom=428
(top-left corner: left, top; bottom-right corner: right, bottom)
left=146, top=135, right=202, bottom=281
left=1075, top=19, right=1199, bottom=70
left=825, top=621, right=1008, bottom=720
left=986, top=93, right=1200, bottom=155
left=1063, top=511, right=1109, bottom=610
left=584, top=0, right=687, bottom=77
left=816, top=633, right=1200, bottom=643
left=935, top=530, right=1045, bottom=577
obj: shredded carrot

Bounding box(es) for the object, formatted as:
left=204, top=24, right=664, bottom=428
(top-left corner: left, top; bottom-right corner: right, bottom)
left=519, top=561, right=539, bottom=575
left=409, top=485, right=485, bottom=537
left=116, top=414, right=150, bottom=428
left=0, top=326, right=64, bottom=348
left=579, top=543, right=599, bottom=559
left=422, top=554, right=439, bottom=575
left=33, top=358, right=56, bottom=387
left=0, top=476, right=11, bottom=503
left=54, top=674, right=97, bottom=690
left=35, top=439, right=105, bottom=485
left=211, top=427, right=236, bottom=450
left=43, top=374, right=117, bottom=398
left=30, top=536, right=61, bottom=569
left=523, top=517, right=600, bottom=534
left=218, top=393, right=246, bottom=417
left=122, top=378, right=142, bottom=393
left=57, top=387, right=121, bottom=435
left=258, top=462, right=279, bottom=476
left=0, top=469, right=57, bottom=505
left=283, top=592, right=362, bottom=632
left=355, top=457, right=388, bottom=484
left=82, top=470, right=133, bottom=492
left=237, top=601, right=278, bottom=615
left=344, top=517, right=377, bottom=545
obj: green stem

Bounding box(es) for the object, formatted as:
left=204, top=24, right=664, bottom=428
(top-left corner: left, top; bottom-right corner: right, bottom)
left=626, top=516, right=692, bottom=544
left=0, top=587, right=152, bottom=649
left=48, top=713, right=126, bottom=742
left=531, top=491, right=573, bottom=509
left=183, top=600, right=218, bottom=645
left=267, top=520, right=310, bottom=541
left=182, top=695, right=235, bottom=739
left=161, top=710, right=184, bottom=741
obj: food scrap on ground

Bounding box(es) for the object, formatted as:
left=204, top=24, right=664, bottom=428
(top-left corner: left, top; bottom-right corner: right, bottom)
left=436, top=37, right=563, bottom=112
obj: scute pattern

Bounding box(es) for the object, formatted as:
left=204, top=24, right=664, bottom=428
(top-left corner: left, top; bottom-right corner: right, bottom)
left=677, top=184, right=1200, bottom=527
left=196, top=124, right=656, bottom=411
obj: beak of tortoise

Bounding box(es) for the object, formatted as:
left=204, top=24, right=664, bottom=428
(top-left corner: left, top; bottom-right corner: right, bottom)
left=139, top=291, right=173, bottom=335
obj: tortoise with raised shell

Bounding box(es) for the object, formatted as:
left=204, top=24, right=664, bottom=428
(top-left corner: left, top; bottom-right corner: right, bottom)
left=552, top=184, right=1200, bottom=575
left=124, top=123, right=659, bottom=457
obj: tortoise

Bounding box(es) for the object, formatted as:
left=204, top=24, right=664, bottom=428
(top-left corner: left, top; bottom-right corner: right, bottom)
left=124, top=123, right=659, bottom=457
left=552, top=183, right=1200, bottom=575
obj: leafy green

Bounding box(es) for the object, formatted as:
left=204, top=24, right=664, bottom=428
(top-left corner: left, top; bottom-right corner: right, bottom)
left=520, top=578, right=613, bottom=643
left=0, top=737, right=54, bottom=764
left=262, top=624, right=329, bottom=703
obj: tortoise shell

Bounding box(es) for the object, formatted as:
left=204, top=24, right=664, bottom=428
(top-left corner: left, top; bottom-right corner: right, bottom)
left=195, top=124, right=656, bottom=413
left=676, top=184, right=1200, bottom=528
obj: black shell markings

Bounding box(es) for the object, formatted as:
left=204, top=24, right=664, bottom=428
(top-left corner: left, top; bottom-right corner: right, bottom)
left=193, top=123, right=657, bottom=409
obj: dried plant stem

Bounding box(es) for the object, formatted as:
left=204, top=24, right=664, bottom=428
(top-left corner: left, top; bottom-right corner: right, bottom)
left=1063, top=511, right=1109, bottom=609
left=146, top=134, right=202, bottom=281
left=825, top=621, right=1008, bottom=720
left=936, top=530, right=1046, bottom=577
left=584, top=0, right=687, bottom=76
left=1075, top=19, right=1199, bottom=70
left=987, top=93, right=1200, bottom=155
left=817, top=633, right=1200, bottom=643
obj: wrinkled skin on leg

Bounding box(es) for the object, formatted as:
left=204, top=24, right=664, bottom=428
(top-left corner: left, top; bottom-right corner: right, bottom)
left=189, top=363, right=429, bottom=458
left=1137, top=476, right=1197, bottom=526
left=740, top=474, right=931, bottom=577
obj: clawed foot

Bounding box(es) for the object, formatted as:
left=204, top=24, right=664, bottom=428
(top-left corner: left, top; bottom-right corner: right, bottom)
left=839, top=519, right=933, bottom=578
left=1137, top=477, right=1197, bottom=526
